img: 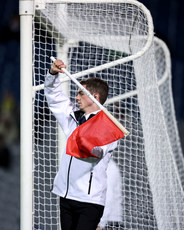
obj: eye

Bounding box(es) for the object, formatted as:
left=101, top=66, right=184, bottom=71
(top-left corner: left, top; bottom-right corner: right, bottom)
left=79, top=91, right=84, bottom=96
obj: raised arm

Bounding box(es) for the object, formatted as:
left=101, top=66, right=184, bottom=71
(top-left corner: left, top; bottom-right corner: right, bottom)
left=49, top=59, right=66, bottom=75
left=44, top=60, right=76, bottom=136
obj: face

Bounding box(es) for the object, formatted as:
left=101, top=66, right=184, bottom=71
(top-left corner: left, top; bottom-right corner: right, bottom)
left=75, top=85, right=95, bottom=113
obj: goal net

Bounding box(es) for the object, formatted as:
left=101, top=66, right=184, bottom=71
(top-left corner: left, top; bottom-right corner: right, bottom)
left=30, top=0, right=184, bottom=229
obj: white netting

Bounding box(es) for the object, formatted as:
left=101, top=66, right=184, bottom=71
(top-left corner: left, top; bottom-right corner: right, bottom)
left=32, top=1, right=184, bottom=229
left=154, top=37, right=184, bottom=189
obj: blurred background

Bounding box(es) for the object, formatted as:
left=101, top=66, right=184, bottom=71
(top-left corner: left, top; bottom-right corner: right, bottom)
left=0, top=0, right=183, bottom=229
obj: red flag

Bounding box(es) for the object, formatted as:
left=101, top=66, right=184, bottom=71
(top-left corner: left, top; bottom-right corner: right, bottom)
left=66, top=110, right=125, bottom=158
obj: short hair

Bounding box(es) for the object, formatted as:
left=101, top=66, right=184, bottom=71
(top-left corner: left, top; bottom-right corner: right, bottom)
left=80, top=77, right=109, bottom=104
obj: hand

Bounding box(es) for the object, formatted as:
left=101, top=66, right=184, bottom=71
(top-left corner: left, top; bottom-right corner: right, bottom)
left=49, top=59, right=66, bottom=75
left=96, top=226, right=101, bottom=230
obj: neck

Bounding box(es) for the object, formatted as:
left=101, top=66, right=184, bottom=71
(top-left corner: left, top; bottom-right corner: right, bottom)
left=84, top=105, right=100, bottom=115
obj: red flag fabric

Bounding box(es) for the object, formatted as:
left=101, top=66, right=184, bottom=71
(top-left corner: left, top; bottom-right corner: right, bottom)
left=66, top=110, right=125, bottom=158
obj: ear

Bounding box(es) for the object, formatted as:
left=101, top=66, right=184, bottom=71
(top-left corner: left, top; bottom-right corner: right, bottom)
left=93, top=93, right=100, bottom=102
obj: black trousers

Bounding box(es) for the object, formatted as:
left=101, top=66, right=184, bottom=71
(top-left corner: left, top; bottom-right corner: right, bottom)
left=60, top=197, right=104, bottom=230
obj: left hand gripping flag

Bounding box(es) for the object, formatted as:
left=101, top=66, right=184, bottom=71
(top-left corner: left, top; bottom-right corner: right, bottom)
left=66, top=110, right=125, bottom=158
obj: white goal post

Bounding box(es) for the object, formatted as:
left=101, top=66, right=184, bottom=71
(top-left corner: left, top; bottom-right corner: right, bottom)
left=19, top=0, right=184, bottom=230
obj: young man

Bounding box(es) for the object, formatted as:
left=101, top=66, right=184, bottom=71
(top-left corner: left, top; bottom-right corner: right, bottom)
left=44, top=59, right=118, bottom=230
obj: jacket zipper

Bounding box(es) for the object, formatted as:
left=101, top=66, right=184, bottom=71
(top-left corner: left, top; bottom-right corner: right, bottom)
left=64, top=156, right=73, bottom=198
left=63, top=114, right=79, bottom=198
left=88, top=172, right=93, bottom=194
left=64, top=113, right=85, bottom=197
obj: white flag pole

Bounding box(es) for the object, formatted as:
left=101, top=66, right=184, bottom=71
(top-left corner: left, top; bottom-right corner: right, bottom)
left=50, top=56, right=130, bottom=136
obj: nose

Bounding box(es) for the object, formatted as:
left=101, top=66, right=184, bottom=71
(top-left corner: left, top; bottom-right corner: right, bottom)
left=75, top=94, right=79, bottom=101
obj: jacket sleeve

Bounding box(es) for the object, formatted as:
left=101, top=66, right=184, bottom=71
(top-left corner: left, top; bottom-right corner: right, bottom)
left=44, top=71, right=76, bottom=136
left=98, top=159, right=123, bottom=228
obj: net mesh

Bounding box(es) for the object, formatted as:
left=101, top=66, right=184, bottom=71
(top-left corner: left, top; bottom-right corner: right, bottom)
left=32, top=1, right=184, bottom=229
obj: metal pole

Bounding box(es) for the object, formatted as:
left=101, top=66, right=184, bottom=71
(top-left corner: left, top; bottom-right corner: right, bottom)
left=19, top=1, right=34, bottom=229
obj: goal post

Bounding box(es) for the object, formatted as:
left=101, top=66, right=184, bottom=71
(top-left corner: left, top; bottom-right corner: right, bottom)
left=19, top=1, right=34, bottom=230
left=20, top=0, right=184, bottom=230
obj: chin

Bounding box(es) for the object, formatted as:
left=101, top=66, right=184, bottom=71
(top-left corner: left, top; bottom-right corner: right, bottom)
left=78, top=105, right=83, bottom=110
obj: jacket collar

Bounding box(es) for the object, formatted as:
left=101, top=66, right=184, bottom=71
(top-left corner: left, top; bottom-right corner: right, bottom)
left=73, top=110, right=85, bottom=122
left=73, top=109, right=100, bottom=123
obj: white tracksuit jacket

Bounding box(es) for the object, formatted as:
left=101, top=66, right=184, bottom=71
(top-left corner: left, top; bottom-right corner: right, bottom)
left=44, top=72, right=118, bottom=206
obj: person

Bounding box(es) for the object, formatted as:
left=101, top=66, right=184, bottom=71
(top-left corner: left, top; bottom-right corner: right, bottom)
left=44, top=59, right=119, bottom=230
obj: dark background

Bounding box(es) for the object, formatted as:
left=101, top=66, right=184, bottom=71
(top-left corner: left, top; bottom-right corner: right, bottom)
left=0, top=0, right=183, bottom=229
